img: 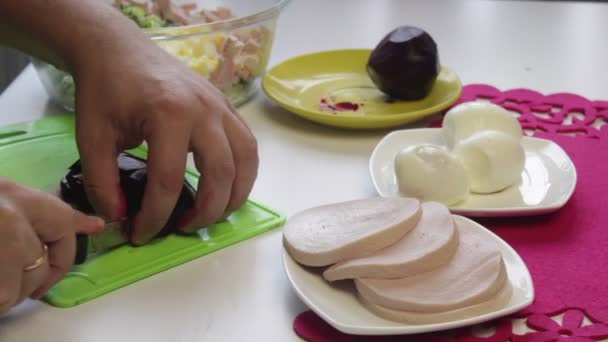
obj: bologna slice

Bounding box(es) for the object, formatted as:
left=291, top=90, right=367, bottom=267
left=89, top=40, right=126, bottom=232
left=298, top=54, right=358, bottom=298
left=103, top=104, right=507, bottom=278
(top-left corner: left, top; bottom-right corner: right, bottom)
left=323, top=202, right=458, bottom=281
left=283, top=197, right=421, bottom=267
left=355, top=216, right=507, bottom=313
left=359, top=281, right=512, bottom=324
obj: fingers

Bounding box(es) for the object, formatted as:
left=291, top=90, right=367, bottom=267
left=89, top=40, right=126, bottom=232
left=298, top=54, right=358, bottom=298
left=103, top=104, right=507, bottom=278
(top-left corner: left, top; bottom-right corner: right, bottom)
left=223, top=112, right=258, bottom=213
left=0, top=204, right=25, bottom=315
left=76, top=119, right=126, bottom=220
left=19, top=189, right=104, bottom=237
left=224, top=99, right=250, bottom=129
left=178, top=101, right=258, bottom=233
left=17, top=197, right=52, bottom=301
left=30, top=210, right=103, bottom=299
left=0, top=248, right=23, bottom=315
left=181, top=124, right=235, bottom=233
left=131, top=118, right=190, bottom=244
left=16, top=190, right=104, bottom=298
left=0, top=195, right=54, bottom=308
left=30, top=240, right=69, bottom=300
left=33, top=211, right=103, bottom=298
left=19, top=241, right=50, bottom=303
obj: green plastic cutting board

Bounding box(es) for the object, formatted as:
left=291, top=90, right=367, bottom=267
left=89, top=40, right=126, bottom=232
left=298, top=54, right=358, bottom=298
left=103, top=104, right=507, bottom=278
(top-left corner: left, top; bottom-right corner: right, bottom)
left=0, top=115, right=285, bottom=308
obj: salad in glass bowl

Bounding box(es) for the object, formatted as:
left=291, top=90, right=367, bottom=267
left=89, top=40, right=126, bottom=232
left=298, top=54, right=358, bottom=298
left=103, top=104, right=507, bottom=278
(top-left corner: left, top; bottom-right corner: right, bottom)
left=32, top=0, right=289, bottom=111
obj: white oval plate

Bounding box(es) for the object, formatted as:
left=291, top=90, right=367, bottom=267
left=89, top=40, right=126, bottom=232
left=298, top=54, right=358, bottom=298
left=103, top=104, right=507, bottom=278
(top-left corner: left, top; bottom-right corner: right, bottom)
left=370, top=128, right=577, bottom=217
left=283, top=215, right=534, bottom=335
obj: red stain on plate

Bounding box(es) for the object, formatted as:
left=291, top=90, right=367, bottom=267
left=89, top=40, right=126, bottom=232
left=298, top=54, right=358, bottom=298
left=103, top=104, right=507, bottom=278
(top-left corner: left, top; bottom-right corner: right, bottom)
left=320, top=98, right=362, bottom=112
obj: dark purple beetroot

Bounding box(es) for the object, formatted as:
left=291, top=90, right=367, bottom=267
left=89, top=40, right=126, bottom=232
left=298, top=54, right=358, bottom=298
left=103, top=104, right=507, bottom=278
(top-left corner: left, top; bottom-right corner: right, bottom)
left=60, top=152, right=195, bottom=239
left=367, top=26, right=440, bottom=100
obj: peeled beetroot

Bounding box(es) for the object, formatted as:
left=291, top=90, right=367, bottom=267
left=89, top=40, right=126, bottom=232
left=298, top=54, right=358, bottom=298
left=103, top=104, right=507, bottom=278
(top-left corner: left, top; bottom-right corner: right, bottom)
left=60, top=152, right=195, bottom=238
left=367, top=26, right=440, bottom=100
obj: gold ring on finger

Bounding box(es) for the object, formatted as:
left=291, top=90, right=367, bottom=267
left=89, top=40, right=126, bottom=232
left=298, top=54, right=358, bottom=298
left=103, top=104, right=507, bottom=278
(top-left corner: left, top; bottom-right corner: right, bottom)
left=23, top=244, right=48, bottom=272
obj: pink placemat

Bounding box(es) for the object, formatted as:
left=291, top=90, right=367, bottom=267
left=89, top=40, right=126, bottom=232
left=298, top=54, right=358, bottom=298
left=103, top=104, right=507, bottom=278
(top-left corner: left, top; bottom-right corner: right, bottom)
left=292, top=84, right=608, bottom=341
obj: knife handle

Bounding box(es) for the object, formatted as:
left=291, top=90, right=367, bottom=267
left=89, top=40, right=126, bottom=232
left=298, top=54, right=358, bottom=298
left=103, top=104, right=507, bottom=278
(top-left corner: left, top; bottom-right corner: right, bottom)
left=74, top=234, right=88, bottom=265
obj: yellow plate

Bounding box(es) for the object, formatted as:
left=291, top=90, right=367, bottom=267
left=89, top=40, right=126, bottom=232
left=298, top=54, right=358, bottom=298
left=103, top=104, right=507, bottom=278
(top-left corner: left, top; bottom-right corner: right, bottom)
left=262, top=49, right=463, bottom=129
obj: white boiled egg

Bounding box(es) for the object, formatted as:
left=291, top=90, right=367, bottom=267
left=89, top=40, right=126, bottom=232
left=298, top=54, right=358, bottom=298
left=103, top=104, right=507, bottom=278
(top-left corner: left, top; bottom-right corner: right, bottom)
left=442, top=102, right=523, bottom=149
left=394, top=144, right=470, bottom=205
left=453, top=131, right=525, bottom=194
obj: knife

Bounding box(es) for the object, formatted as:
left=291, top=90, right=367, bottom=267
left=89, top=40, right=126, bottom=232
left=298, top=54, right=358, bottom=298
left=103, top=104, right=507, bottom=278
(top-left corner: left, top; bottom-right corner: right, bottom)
left=74, top=219, right=129, bottom=264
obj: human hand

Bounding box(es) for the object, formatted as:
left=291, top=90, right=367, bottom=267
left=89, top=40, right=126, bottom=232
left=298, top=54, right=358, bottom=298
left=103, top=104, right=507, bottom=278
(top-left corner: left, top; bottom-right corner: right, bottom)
left=72, top=29, right=258, bottom=245
left=0, top=179, right=103, bottom=316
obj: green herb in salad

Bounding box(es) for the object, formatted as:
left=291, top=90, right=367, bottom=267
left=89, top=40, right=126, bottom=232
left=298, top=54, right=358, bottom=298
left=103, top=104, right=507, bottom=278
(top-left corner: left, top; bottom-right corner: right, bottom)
left=120, top=4, right=173, bottom=28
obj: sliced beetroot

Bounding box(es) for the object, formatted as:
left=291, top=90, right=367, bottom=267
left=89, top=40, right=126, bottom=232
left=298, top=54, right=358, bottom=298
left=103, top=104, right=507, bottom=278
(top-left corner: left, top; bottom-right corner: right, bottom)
left=60, top=152, right=195, bottom=239
left=367, top=26, right=440, bottom=100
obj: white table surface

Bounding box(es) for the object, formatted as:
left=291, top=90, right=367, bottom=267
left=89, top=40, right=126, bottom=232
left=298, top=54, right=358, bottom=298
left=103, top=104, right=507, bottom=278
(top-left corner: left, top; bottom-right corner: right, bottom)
left=1, top=0, right=607, bottom=341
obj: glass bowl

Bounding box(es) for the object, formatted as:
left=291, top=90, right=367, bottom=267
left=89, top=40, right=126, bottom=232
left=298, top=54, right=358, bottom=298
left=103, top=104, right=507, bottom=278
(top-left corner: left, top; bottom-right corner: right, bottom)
left=32, top=0, right=290, bottom=111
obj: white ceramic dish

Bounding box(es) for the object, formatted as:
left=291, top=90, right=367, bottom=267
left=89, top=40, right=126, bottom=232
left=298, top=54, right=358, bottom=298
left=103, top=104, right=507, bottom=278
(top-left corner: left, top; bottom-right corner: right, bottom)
left=370, top=128, right=577, bottom=217
left=282, top=215, right=534, bottom=335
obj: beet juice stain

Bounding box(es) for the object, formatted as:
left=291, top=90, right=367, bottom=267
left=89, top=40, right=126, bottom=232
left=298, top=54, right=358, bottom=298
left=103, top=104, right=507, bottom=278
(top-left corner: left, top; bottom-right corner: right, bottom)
left=320, top=98, right=363, bottom=112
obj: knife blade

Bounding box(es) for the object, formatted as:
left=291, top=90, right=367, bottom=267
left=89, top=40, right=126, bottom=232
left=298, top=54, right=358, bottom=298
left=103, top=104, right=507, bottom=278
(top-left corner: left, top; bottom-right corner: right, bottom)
left=74, top=219, right=129, bottom=264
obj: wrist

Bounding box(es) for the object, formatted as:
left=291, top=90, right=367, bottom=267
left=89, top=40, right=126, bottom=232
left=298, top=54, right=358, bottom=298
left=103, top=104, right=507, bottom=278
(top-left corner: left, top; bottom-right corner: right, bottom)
left=49, top=3, right=152, bottom=76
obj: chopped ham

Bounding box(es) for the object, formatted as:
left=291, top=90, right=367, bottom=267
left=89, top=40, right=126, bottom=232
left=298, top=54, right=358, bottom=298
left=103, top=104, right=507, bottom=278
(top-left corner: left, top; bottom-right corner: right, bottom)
left=201, top=7, right=237, bottom=23
left=148, top=2, right=161, bottom=16
left=153, top=0, right=188, bottom=25
left=113, top=0, right=226, bottom=25
left=111, top=1, right=269, bottom=90
left=233, top=27, right=271, bottom=81
left=237, top=55, right=260, bottom=80
left=180, top=3, right=197, bottom=14
left=210, top=36, right=244, bottom=92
